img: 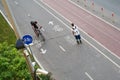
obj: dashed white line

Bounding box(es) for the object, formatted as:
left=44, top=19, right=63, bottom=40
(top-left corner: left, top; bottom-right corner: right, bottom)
left=59, top=45, right=66, bottom=52
left=33, top=54, right=45, bottom=70
left=85, top=72, right=94, bottom=80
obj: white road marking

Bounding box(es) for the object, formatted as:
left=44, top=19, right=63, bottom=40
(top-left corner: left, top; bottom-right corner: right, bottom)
left=0, top=10, right=14, bottom=30
left=85, top=72, right=94, bottom=80
left=14, top=1, right=18, bottom=5
left=48, top=21, right=54, bottom=25
left=34, top=0, right=120, bottom=68
left=40, top=48, right=47, bottom=54
left=83, top=38, right=120, bottom=69
left=65, top=36, right=75, bottom=45
left=69, top=0, right=120, bottom=60
left=69, top=0, right=120, bottom=31
left=34, top=0, right=72, bottom=29
left=53, top=25, right=63, bottom=32
left=41, top=27, right=45, bottom=31
left=28, top=13, right=30, bottom=17
left=59, top=45, right=66, bottom=52
left=32, top=53, right=45, bottom=70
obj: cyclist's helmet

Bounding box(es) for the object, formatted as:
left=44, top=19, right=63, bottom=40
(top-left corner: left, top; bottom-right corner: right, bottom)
left=30, top=21, right=34, bottom=25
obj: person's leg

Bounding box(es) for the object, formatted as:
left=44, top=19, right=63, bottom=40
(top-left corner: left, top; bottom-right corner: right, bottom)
left=35, top=29, right=39, bottom=37
left=78, top=35, right=82, bottom=43
left=75, top=35, right=79, bottom=44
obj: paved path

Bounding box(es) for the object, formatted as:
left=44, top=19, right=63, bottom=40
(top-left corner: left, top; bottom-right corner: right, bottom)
left=6, top=0, right=120, bottom=80
left=42, top=0, right=120, bottom=57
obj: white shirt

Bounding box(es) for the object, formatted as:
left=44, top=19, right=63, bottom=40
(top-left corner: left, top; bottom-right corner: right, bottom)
left=72, top=25, right=80, bottom=35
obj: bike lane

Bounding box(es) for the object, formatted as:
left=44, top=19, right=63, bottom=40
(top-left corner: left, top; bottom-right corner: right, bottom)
left=42, top=0, right=120, bottom=57
left=6, top=0, right=120, bottom=79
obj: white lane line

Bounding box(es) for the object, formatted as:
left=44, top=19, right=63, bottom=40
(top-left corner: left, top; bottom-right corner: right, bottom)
left=83, top=38, right=120, bottom=69
left=85, top=72, right=94, bottom=80
left=35, top=0, right=72, bottom=29
left=38, top=0, right=119, bottom=60
left=33, top=54, right=45, bottom=70
left=0, top=10, right=14, bottom=30
left=34, top=0, right=120, bottom=68
left=59, top=45, right=66, bottom=52
left=69, top=0, right=120, bottom=31
left=69, top=0, right=120, bottom=60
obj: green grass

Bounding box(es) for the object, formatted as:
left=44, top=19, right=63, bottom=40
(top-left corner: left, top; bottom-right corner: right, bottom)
left=0, top=13, right=16, bottom=44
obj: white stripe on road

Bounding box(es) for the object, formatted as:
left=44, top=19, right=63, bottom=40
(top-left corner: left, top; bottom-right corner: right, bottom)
left=69, top=0, right=120, bottom=31
left=0, top=10, right=14, bottom=30
left=85, top=72, right=94, bottom=80
left=33, top=54, right=45, bottom=70
left=69, top=0, right=120, bottom=61
left=34, top=0, right=120, bottom=68
left=34, top=0, right=72, bottom=29
left=59, top=45, right=66, bottom=52
left=83, top=38, right=120, bottom=68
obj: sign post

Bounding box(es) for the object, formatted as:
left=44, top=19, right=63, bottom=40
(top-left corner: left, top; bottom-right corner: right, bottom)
left=22, top=35, right=37, bottom=80
left=22, top=35, right=33, bottom=54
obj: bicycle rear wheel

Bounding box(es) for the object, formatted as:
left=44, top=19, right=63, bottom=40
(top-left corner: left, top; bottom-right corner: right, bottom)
left=38, top=30, right=45, bottom=41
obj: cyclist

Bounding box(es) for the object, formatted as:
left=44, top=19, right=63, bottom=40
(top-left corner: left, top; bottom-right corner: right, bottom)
left=30, top=21, right=42, bottom=30
left=30, top=21, right=41, bottom=36
left=30, top=21, right=45, bottom=41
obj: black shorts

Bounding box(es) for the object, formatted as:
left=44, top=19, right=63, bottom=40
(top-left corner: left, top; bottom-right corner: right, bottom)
left=75, top=35, right=81, bottom=40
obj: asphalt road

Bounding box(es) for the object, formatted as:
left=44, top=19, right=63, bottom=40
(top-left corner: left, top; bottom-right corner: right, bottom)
left=6, top=0, right=120, bottom=80
left=43, top=0, right=120, bottom=57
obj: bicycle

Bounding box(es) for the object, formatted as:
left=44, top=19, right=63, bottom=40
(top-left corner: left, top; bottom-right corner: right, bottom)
left=31, top=21, right=45, bottom=41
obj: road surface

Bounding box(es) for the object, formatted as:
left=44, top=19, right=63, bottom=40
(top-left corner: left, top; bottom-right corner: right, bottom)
left=5, top=0, right=120, bottom=80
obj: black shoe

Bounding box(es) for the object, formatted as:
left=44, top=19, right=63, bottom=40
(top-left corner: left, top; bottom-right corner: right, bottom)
left=77, top=41, right=80, bottom=44
left=80, top=40, right=82, bottom=44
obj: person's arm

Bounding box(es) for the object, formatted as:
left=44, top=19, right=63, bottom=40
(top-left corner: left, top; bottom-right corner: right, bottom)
left=37, top=23, right=42, bottom=29
left=72, top=30, right=74, bottom=35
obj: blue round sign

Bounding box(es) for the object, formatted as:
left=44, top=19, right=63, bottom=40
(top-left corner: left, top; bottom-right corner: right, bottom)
left=22, top=35, right=33, bottom=45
